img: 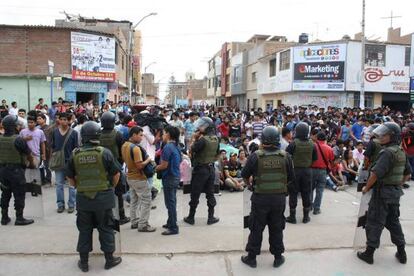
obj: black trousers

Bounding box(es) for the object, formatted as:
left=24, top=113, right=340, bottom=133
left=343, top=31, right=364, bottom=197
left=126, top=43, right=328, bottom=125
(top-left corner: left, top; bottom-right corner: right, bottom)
left=365, top=188, right=405, bottom=249
left=0, top=166, right=26, bottom=211
left=246, top=193, right=286, bottom=256
left=189, top=164, right=216, bottom=210
left=76, top=208, right=115, bottom=254
left=288, top=167, right=312, bottom=210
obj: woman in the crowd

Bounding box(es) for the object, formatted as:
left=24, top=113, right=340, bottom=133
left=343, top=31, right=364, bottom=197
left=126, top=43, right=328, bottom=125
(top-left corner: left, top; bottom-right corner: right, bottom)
left=342, top=149, right=359, bottom=185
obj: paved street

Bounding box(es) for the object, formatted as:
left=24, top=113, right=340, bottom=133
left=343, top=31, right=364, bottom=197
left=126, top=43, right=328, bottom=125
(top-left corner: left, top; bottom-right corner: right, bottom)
left=0, top=182, right=413, bottom=275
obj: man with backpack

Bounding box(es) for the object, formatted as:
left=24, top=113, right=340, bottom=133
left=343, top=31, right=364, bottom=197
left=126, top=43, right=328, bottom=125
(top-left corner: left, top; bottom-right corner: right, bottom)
left=121, top=126, right=155, bottom=232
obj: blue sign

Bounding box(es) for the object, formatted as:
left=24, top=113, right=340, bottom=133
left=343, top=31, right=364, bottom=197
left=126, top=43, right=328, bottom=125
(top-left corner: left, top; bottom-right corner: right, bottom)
left=411, top=78, right=414, bottom=92
left=63, top=79, right=108, bottom=93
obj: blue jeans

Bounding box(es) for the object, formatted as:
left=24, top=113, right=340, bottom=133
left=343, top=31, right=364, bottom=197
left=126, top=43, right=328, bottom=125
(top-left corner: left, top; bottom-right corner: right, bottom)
left=326, top=177, right=338, bottom=191
left=408, top=156, right=414, bottom=180
left=312, top=169, right=327, bottom=211
left=162, top=175, right=180, bottom=232
left=55, top=169, right=76, bottom=208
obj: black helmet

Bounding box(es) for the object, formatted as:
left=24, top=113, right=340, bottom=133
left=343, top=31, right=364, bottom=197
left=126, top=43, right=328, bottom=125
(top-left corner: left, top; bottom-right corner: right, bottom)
left=101, top=111, right=116, bottom=130
left=261, top=126, right=280, bottom=147
left=373, top=122, right=401, bottom=144
left=2, top=115, right=18, bottom=133
left=194, top=117, right=215, bottom=135
left=81, top=121, right=101, bottom=144
left=295, top=122, right=310, bottom=140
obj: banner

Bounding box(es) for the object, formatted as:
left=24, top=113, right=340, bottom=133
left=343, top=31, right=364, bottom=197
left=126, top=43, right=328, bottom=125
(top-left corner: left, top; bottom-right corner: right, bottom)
left=71, top=32, right=116, bottom=82
left=293, top=44, right=346, bottom=91
left=364, top=67, right=409, bottom=93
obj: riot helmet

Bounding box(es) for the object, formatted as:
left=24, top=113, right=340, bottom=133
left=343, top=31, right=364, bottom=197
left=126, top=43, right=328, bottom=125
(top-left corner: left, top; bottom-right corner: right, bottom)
left=81, top=121, right=102, bottom=144
left=101, top=111, right=116, bottom=130
left=372, top=122, right=401, bottom=145
left=295, top=122, right=310, bottom=140
left=2, top=115, right=18, bottom=134
left=261, top=126, right=280, bottom=148
left=194, top=117, right=215, bottom=135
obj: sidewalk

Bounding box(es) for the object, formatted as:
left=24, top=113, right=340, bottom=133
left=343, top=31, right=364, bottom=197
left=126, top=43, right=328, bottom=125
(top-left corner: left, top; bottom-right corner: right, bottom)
left=0, top=182, right=413, bottom=275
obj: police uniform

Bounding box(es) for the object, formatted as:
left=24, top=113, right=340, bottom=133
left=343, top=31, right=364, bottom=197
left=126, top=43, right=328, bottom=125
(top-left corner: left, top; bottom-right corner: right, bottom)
left=358, top=122, right=410, bottom=265
left=285, top=138, right=317, bottom=223
left=241, top=141, right=295, bottom=267
left=363, top=139, right=383, bottom=170
left=185, top=134, right=220, bottom=225
left=100, top=128, right=129, bottom=224
left=66, top=122, right=122, bottom=272
left=0, top=124, right=34, bottom=225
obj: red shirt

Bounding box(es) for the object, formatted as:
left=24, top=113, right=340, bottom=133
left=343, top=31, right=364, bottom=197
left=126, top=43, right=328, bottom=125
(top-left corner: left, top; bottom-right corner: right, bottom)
left=311, top=140, right=334, bottom=169
left=218, top=123, right=229, bottom=138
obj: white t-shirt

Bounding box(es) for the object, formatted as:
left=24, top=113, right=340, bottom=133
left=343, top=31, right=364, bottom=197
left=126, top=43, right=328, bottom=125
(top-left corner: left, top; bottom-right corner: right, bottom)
left=140, top=125, right=156, bottom=160
left=9, top=107, right=18, bottom=116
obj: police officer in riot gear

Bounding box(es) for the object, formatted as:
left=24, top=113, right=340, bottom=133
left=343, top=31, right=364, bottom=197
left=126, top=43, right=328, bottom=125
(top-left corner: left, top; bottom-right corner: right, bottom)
left=285, top=122, right=317, bottom=224
left=241, top=126, right=295, bottom=268
left=66, top=121, right=122, bottom=272
left=357, top=122, right=411, bottom=265
left=0, top=115, right=35, bottom=226
left=363, top=124, right=382, bottom=171
left=100, top=111, right=130, bottom=225
left=184, top=117, right=220, bottom=225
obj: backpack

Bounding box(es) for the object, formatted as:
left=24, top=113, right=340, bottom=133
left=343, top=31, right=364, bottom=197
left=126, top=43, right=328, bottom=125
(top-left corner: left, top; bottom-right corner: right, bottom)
left=129, top=143, right=155, bottom=178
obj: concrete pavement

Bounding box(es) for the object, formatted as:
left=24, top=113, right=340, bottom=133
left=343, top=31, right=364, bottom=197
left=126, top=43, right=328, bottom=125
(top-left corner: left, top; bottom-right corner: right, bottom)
left=0, top=182, right=413, bottom=275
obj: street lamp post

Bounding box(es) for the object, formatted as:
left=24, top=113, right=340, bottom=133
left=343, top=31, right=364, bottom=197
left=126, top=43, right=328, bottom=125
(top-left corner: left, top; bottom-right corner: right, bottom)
left=128, top=12, right=157, bottom=103
left=360, top=0, right=366, bottom=109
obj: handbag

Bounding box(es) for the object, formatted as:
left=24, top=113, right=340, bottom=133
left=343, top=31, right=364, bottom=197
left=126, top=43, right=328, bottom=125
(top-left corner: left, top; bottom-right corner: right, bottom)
left=316, top=142, right=332, bottom=173
left=129, top=143, right=155, bottom=178
left=49, top=129, right=73, bottom=171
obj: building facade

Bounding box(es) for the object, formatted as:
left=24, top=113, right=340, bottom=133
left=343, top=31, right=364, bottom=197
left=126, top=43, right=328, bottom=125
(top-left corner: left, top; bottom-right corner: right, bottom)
left=0, top=25, right=126, bottom=110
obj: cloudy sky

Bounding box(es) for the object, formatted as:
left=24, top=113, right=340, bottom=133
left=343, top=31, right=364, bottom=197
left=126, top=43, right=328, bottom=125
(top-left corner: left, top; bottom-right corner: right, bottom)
left=1, top=0, right=413, bottom=94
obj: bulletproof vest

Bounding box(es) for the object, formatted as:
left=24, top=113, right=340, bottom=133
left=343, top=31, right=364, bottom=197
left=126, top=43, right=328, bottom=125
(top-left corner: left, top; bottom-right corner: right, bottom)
left=292, top=139, right=313, bottom=168
left=381, top=145, right=406, bottom=186
left=255, top=150, right=288, bottom=194
left=193, top=135, right=219, bottom=165
left=0, top=135, right=24, bottom=165
left=99, top=130, right=119, bottom=160
left=368, top=141, right=383, bottom=170
left=74, top=146, right=110, bottom=193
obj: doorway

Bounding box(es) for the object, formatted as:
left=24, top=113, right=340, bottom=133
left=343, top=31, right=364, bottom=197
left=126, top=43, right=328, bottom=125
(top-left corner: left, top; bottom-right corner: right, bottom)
left=76, top=92, right=99, bottom=105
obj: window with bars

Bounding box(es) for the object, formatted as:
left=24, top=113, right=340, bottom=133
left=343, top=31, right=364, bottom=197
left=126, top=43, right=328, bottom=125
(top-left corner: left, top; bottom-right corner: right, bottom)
left=279, top=50, right=290, bottom=71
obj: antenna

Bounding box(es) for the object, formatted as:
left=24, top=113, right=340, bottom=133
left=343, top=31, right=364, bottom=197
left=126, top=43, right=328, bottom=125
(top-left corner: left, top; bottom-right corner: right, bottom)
left=381, top=11, right=402, bottom=28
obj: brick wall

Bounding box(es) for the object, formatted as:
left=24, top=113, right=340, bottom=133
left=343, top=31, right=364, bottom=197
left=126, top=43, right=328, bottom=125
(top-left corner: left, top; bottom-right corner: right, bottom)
left=0, top=27, right=72, bottom=75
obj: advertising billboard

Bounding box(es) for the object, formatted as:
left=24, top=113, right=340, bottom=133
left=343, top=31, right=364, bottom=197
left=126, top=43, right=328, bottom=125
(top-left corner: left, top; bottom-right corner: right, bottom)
left=71, top=32, right=116, bottom=82
left=293, top=44, right=346, bottom=91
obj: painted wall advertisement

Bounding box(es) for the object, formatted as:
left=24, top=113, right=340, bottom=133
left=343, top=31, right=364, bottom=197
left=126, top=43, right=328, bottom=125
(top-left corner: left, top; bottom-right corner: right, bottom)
left=71, top=32, right=116, bottom=82
left=364, top=67, right=409, bottom=93
left=293, top=44, right=346, bottom=91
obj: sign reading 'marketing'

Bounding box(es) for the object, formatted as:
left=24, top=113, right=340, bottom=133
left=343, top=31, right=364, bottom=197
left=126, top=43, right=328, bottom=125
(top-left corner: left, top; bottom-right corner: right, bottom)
left=293, top=44, right=346, bottom=91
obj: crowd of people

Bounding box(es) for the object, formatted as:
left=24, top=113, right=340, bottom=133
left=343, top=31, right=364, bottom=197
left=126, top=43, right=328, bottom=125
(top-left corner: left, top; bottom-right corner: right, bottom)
left=1, top=98, right=413, bottom=270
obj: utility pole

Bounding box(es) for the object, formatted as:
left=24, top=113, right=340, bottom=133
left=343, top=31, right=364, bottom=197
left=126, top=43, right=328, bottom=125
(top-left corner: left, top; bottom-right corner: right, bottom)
left=360, top=0, right=366, bottom=109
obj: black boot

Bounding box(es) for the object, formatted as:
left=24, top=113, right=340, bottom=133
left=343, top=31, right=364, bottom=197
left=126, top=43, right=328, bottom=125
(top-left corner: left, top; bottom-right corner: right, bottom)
left=357, top=246, right=375, bottom=264
left=302, top=208, right=311, bottom=224
left=184, top=207, right=196, bottom=225
left=273, top=254, right=285, bottom=268
left=119, top=208, right=130, bottom=225
left=285, top=209, right=296, bottom=224
left=15, top=210, right=34, bottom=226
left=78, top=253, right=89, bottom=272
left=1, top=209, right=11, bottom=226
left=396, top=245, right=407, bottom=264
left=104, top=252, right=122, bottom=270
left=207, top=208, right=219, bottom=225
left=241, top=253, right=257, bottom=268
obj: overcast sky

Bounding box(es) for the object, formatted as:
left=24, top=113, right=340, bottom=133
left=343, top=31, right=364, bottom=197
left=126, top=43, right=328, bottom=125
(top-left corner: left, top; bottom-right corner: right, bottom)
left=1, top=0, right=413, bottom=94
